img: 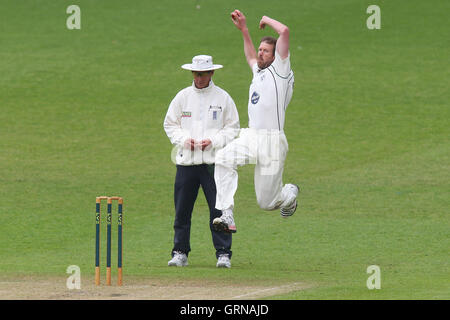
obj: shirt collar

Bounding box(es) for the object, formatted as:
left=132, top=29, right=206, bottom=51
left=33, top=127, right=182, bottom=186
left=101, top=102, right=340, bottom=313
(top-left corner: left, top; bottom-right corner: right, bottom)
left=192, top=80, right=215, bottom=93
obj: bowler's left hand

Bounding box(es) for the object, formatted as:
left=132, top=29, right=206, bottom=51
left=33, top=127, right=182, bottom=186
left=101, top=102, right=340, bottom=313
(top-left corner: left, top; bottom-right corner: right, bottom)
left=259, top=16, right=269, bottom=29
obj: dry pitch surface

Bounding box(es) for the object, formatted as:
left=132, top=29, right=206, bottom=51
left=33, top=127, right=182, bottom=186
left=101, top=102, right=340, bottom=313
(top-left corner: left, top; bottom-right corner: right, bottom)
left=0, top=276, right=313, bottom=300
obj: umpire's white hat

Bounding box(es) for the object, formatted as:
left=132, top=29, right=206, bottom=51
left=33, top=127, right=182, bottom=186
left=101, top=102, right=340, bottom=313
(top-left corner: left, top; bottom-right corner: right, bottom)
left=181, top=55, right=223, bottom=71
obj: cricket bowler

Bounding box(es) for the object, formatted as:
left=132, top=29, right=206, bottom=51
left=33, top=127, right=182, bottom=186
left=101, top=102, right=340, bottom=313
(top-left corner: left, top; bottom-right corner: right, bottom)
left=213, top=10, right=299, bottom=233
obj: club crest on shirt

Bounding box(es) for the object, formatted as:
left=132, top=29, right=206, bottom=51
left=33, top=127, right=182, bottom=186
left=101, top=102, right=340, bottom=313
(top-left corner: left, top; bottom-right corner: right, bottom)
left=251, top=91, right=260, bottom=104
left=182, top=111, right=191, bottom=117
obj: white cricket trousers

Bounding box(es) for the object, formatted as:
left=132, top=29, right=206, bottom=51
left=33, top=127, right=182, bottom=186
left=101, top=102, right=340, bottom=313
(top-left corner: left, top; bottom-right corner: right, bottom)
left=214, top=128, right=293, bottom=211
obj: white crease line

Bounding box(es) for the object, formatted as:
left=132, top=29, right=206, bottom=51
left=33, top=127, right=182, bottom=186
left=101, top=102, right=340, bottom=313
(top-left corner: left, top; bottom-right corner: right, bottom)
left=231, top=282, right=304, bottom=299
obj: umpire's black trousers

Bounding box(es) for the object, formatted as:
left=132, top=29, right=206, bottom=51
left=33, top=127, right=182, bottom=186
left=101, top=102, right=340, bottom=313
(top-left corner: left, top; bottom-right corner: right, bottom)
left=172, top=164, right=232, bottom=258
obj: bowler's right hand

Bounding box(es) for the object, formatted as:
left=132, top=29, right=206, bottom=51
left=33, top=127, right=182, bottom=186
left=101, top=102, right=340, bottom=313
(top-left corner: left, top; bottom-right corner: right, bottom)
left=231, top=9, right=247, bottom=30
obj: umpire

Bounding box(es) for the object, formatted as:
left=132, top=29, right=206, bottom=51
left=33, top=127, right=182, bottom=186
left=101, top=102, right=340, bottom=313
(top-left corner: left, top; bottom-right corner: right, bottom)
left=164, top=55, right=240, bottom=268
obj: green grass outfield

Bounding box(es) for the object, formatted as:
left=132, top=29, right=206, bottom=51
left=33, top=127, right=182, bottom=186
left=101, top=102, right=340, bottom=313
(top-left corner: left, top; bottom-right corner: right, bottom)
left=0, top=0, right=449, bottom=299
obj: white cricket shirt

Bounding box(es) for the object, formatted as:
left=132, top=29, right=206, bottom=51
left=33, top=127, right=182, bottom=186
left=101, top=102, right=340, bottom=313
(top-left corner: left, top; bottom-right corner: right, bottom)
left=164, top=81, right=240, bottom=165
left=248, top=51, right=294, bottom=131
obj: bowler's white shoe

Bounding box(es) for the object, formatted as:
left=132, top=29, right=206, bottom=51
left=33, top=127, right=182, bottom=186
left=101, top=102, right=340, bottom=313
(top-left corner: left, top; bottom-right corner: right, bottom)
left=168, top=251, right=188, bottom=267
left=216, top=254, right=231, bottom=268
left=280, top=184, right=299, bottom=218
left=213, top=210, right=236, bottom=233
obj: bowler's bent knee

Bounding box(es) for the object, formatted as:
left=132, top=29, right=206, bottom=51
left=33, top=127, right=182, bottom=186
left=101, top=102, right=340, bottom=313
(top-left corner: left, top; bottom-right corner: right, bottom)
left=215, top=147, right=235, bottom=169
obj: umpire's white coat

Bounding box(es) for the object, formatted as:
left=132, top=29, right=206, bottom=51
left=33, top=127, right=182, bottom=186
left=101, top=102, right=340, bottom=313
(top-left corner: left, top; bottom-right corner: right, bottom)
left=164, top=81, right=240, bottom=166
